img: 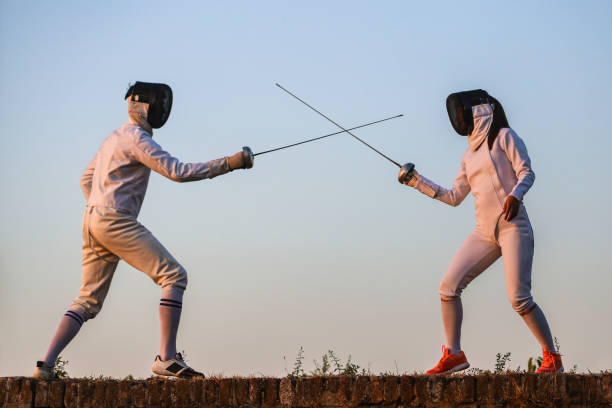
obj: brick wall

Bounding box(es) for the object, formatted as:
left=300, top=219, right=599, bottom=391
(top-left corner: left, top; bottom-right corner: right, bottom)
left=1, top=374, right=611, bottom=408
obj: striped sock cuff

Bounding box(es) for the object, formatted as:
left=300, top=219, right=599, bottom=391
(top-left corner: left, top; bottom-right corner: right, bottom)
left=159, top=298, right=182, bottom=309
left=64, top=310, right=84, bottom=326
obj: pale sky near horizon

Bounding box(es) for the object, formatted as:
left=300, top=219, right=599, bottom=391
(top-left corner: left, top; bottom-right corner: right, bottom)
left=1, top=1, right=611, bottom=378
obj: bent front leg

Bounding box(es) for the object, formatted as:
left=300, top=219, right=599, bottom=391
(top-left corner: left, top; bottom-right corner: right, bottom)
left=439, top=232, right=501, bottom=353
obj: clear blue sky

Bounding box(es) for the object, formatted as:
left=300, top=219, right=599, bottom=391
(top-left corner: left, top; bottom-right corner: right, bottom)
left=1, top=1, right=610, bottom=377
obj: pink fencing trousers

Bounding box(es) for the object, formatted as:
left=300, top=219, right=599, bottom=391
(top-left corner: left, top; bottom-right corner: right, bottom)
left=439, top=207, right=535, bottom=314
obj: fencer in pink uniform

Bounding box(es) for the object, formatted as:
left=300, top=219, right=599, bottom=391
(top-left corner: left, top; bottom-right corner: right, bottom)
left=398, top=90, right=563, bottom=374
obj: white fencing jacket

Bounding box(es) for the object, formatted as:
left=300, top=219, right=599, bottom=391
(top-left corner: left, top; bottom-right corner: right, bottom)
left=408, top=104, right=535, bottom=238
left=80, top=119, right=230, bottom=217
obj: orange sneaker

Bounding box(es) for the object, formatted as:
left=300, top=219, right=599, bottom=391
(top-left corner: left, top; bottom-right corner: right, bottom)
left=536, top=350, right=564, bottom=373
left=426, top=346, right=470, bottom=375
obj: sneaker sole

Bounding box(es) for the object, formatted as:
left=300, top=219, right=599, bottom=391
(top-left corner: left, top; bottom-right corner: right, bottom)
left=440, top=362, right=470, bottom=375
left=536, top=366, right=564, bottom=373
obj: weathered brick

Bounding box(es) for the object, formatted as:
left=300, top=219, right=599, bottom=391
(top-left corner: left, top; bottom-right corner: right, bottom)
left=172, top=379, right=193, bottom=408
left=48, top=381, right=65, bottom=408
left=263, top=379, right=279, bottom=408
left=295, top=377, right=322, bottom=407
left=118, top=381, right=134, bottom=407
left=34, top=381, right=48, bottom=407
left=4, top=378, right=20, bottom=405
left=63, top=380, right=78, bottom=408
left=189, top=379, right=205, bottom=406
left=104, top=380, right=119, bottom=408
left=202, top=379, right=219, bottom=407
left=565, top=374, right=584, bottom=404
left=3, top=377, right=33, bottom=408
left=492, top=374, right=511, bottom=403
left=217, top=378, right=235, bottom=407
left=475, top=374, right=491, bottom=403
left=413, top=375, right=444, bottom=405
left=320, top=377, right=341, bottom=407
left=499, top=372, right=527, bottom=403
left=0, top=377, right=7, bottom=405
left=145, top=379, right=162, bottom=408
left=368, top=376, right=383, bottom=405
left=443, top=376, right=476, bottom=404
left=382, top=376, right=400, bottom=404
left=129, top=382, right=146, bottom=408
left=76, top=381, right=95, bottom=408
left=399, top=375, right=414, bottom=404
left=91, top=381, right=108, bottom=408
left=279, top=377, right=294, bottom=407
left=350, top=376, right=369, bottom=406
left=160, top=380, right=177, bottom=408
left=1, top=374, right=610, bottom=408
left=584, top=375, right=603, bottom=404
left=603, top=373, right=612, bottom=404
left=235, top=378, right=249, bottom=407
left=337, top=376, right=354, bottom=404
left=248, top=378, right=264, bottom=406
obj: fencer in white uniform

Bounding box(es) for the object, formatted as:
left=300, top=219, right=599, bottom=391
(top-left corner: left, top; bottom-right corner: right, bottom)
left=398, top=90, right=563, bottom=374
left=34, top=82, right=254, bottom=379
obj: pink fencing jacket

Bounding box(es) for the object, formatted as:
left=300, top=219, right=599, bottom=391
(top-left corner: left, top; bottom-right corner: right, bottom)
left=408, top=104, right=535, bottom=238
left=80, top=120, right=230, bottom=217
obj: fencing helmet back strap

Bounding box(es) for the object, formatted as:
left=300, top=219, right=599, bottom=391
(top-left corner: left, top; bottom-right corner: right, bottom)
left=124, top=81, right=173, bottom=129
left=446, top=89, right=490, bottom=136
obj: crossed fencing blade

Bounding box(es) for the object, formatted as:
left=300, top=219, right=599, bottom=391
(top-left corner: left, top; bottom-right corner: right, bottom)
left=275, top=83, right=401, bottom=167
left=253, top=114, right=403, bottom=157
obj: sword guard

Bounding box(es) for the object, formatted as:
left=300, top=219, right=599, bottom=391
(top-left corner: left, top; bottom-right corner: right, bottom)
left=242, top=146, right=254, bottom=169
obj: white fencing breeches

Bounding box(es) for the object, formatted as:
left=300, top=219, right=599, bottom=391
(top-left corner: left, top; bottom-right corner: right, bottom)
left=72, top=206, right=188, bottom=319
left=439, top=211, right=536, bottom=315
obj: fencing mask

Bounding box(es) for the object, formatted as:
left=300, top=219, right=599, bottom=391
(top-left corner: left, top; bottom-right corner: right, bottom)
left=446, top=89, right=490, bottom=136
left=124, top=81, right=173, bottom=129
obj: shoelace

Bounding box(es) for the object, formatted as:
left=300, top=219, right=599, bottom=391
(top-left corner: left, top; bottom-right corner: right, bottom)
left=431, top=346, right=451, bottom=371
left=542, top=351, right=562, bottom=370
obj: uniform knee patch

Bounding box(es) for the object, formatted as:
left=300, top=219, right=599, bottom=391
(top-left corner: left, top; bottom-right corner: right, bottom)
left=440, top=294, right=460, bottom=302
left=159, top=266, right=188, bottom=290
left=510, top=296, right=535, bottom=315
left=439, top=282, right=462, bottom=300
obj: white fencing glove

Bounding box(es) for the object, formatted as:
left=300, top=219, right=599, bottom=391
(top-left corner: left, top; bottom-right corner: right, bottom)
left=398, top=163, right=417, bottom=185
left=228, top=147, right=254, bottom=170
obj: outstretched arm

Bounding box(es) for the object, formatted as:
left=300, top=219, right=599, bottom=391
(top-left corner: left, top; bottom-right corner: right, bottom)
left=130, top=134, right=251, bottom=182
left=399, top=160, right=470, bottom=207
left=80, top=154, right=97, bottom=200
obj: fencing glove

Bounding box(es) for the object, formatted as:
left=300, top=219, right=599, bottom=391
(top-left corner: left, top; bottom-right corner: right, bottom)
left=228, top=147, right=254, bottom=170
left=398, top=163, right=416, bottom=185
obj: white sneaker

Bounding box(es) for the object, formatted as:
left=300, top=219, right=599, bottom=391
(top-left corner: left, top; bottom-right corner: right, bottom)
left=33, top=361, right=58, bottom=379
left=151, top=353, right=205, bottom=378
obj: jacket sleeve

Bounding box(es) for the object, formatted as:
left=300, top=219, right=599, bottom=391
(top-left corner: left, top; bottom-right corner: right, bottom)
left=499, top=129, right=535, bottom=201
left=406, top=159, right=471, bottom=207
left=80, top=154, right=97, bottom=200
left=130, top=133, right=231, bottom=182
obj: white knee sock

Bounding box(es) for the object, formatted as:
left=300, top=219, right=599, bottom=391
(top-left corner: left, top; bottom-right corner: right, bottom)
left=42, top=308, right=86, bottom=367
left=441, top=297, right=463, bottom=354
left=159, top=286, right=184, bottom=360
left=521, top=304, right=556, bottom=352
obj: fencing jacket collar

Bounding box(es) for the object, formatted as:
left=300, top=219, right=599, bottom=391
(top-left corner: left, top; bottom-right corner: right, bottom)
left=468, top=103, right=493, bottom=151
left=128, top=100, right=153, bottom=134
